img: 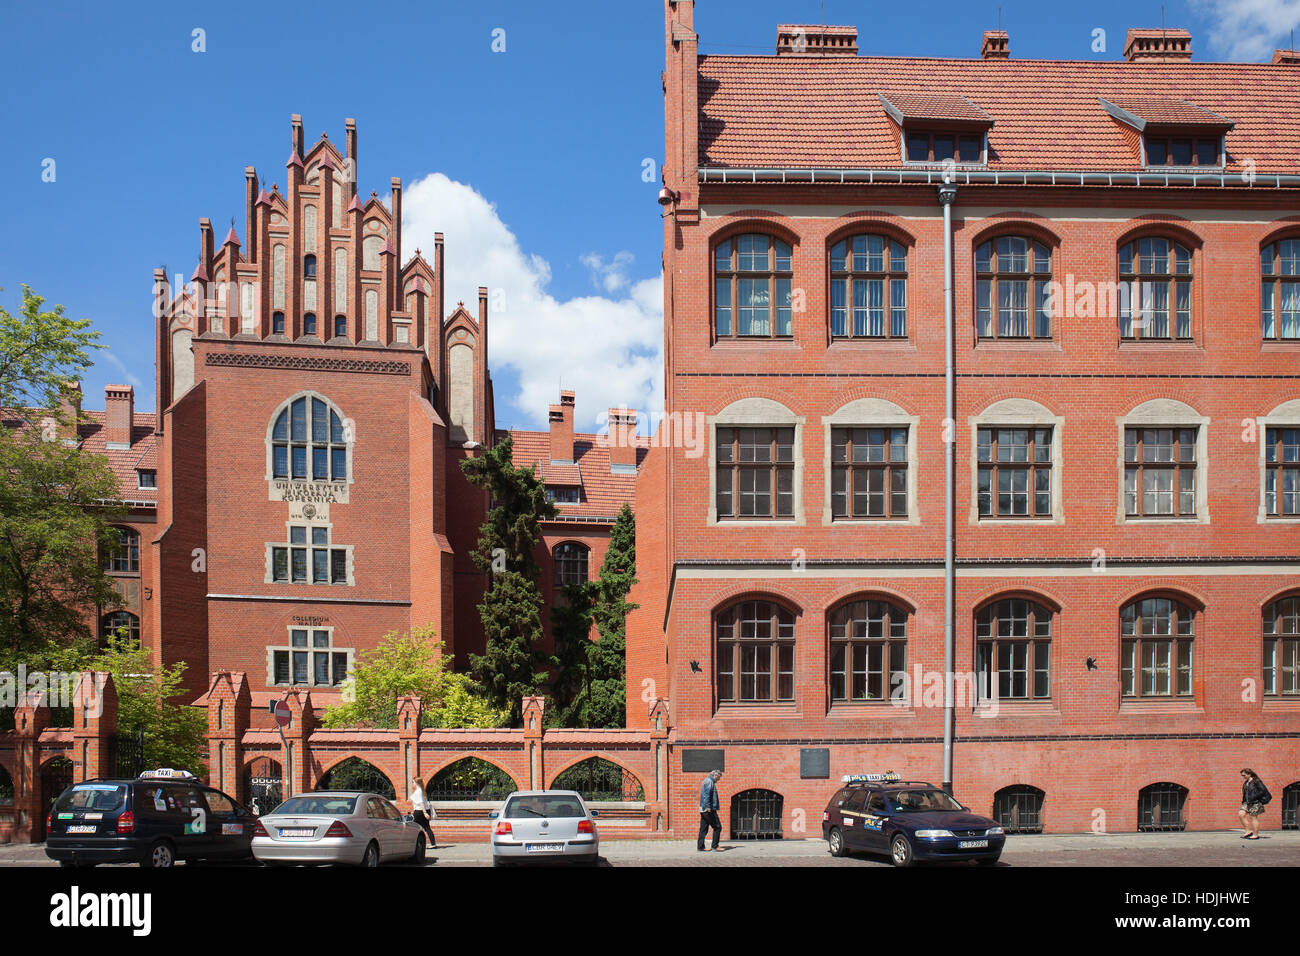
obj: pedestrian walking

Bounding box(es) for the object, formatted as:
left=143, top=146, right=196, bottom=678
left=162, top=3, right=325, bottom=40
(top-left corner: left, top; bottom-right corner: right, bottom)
left=697, top=769, right=722, bottom=851
left=1238, top=768, right=1271, bottom=839
left=409, top=776, right=436, bottom=847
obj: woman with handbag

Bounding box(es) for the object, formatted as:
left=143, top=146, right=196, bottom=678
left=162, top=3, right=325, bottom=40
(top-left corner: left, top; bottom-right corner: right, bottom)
left=409, top=776, right=437, bottom=848
left=1237, top=768, right=1271, bottom=840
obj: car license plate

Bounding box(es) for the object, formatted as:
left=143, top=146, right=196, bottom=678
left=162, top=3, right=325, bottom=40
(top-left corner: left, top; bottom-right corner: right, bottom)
left=958, top=839, right=989, bottom=849
left=66, top=825, right=97, bottom=834
left=279, top=828, right=314, bottom=838
left=525, top=842, right=564, bottom=853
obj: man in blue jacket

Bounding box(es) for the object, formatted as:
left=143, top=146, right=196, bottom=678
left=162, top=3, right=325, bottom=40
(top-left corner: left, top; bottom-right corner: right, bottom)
left=697, top=770, right=722, bottom=851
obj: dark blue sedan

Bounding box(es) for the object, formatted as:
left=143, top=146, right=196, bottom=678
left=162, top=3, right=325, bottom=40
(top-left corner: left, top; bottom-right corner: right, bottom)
left=821, top=773, right=1005, bottom=866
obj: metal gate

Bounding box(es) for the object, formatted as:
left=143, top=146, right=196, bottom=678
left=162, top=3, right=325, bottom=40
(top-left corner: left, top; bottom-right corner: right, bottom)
left=1137, top=783, right=1188, bottom=831
left=107, top=728, right=146, bottom=778
left=38, top=756, right=74, bottom=841
left=730, top=788, right=783, bottom=840
left=244, top=757, right=284, bottom=815
left=993, top=785, right=1045, bottom=833
left=1283, top=782, right=1299, bottom=830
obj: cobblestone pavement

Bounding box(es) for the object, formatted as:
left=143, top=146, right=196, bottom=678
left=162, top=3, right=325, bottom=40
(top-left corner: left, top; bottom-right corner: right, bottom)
left=3, top=830, right=1296, bottom=867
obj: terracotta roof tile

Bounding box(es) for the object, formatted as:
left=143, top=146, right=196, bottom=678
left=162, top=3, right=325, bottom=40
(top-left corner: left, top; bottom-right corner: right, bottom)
left=77, top=411, right=159, bottom=503
left=879, top=91, right=993, bottom=124
left=508, top=430, right=641, bottom=522
left=698, top=55, right=1300, bottom=173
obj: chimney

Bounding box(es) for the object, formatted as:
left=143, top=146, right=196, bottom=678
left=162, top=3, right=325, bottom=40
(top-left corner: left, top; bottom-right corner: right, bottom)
left=56, top=381, right=82, bottom=443
left=981, top=30, right=1009, bottom=59
left=244, top=167, right=258, bottom=261
left=290, top=113, right=305, bottom=159
left=608, top=408, right=638, bottom=473
left=391, top=177, right=403, bottom=274
left=345, top=117, right=357, bottom=193
left=1124, top=28, right=1193, bottom=61
left=776, top=23, right=857, bottom=55
left=1273, top=48, right=1300, bottom=65
left=549, top=391, right=576, bottom=464
left=104, top=385, right=134, bottom=449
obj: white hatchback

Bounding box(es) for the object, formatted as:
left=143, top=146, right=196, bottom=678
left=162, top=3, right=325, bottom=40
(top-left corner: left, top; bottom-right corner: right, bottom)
left=489, top=790, right=599, bottom=866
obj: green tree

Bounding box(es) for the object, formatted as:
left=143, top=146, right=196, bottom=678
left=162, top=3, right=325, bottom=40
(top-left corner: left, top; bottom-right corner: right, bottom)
left=90, top=632, right=208, bottom=775
left=460, top=434, right=557, bottom=725
left=550, top=504, right=637, bottom=728
left=321, top=624, right=506, bottom=730
left=0, top=285, right=103, bottom=411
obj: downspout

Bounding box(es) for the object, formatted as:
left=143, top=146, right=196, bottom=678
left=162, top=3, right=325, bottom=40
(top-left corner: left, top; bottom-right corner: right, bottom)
left=938, top=183, right=958, bottom=793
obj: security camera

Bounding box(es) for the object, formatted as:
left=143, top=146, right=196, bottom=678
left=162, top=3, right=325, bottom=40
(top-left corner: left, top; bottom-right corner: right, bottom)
left=657, top=186, right=679, bottom=207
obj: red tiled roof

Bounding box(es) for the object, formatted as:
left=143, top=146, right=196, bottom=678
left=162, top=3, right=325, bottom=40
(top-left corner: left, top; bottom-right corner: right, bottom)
left=697, top=55, right=1300, bottom=172
left=879, top=91, right=993, bottom=125
left=508, top=430, right=642, bottom=521
left=77, top=410, right=159, bottom=503
left=1100, top=96, right=1234, bottom=129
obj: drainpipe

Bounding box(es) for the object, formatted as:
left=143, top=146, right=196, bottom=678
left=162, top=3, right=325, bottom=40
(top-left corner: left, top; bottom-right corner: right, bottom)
left=938, top=183, right=958, bottom=793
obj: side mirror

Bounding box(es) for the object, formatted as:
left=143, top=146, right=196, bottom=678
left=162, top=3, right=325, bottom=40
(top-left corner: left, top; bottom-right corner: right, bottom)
left=589, top=810, right=600, bottom=817
left=488, top=810, right=499, bottom=820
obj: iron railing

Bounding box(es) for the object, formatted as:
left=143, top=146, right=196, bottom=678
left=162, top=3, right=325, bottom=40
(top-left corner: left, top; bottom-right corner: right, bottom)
left=731, top=789, right=784, bottom=840
left=552, top=758, right=644, bottom=802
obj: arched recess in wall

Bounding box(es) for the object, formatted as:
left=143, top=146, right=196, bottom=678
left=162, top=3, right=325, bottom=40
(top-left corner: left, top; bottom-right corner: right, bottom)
left=448, top=340, right=475, bottom=443
left=171, top=327, right=194, bottom=398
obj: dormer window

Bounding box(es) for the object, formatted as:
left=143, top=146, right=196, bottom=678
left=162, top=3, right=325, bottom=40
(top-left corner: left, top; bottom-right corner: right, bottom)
left=1098, top=97, right=1232, bottom=170
left=137, top=469, right=157, bottom=489
left=1144, top=135, right=1221, bottom=168
left=546, top=486, right=580, bottom=504
left=905, top=131, right=984, bottom=164
left=879, top=93, right=993, bottom=167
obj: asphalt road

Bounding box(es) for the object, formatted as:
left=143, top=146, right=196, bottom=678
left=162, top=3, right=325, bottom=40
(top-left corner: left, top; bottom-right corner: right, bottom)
left=4, top=830, right=1297, bottom=867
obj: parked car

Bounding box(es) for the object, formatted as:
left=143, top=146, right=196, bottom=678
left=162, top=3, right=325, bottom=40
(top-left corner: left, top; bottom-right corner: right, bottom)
left=44, top=769, right=256, bottom=868
left=252, top=791, right=426, bottom=867
left=489, top=790, right=599, bottom=866
left=822, top=772, right=1005, bottom=867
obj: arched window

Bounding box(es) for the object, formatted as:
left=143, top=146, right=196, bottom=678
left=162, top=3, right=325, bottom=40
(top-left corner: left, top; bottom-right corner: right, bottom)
left=1119, top=238, right=1192, bottom=340
left=553, top=542, right=589, bottom=587
left=1264, top=595, right=1300, bottom=696
left=976, top=598, right=1052, bottom=700
left=428, top=758, right=517, bottom=800
left=333, top=314, right=348, bottom=339
left=713, top=233, right=793, bottom=339
left=1261, top=238, right=1300, bottom=340
left=716, top=600, right=796, bottom=703
left=100, top=611, right=140, bottom=643
left=1282, top=782, right=1299, bottom=830
left=316, top=757, right=394, bottom=799
left=103, top=527, right=139, bottom=573
left=830, top=235, right=907, bottom=338
left=1137, top=782, right=1188, bottom=831
left=827, top=599, right=906, bottom=702
left=992, top=785, right=1044, bottom=833
left=1121, top=596, right=1195, bottom=698
left=975, top=237, right=1052, bottom=339
left=303, top=312, right=317, bottom=336
left=270, top=395, right=349, bottom=481
left=551, top=758, right=645, bottom=801
left=303, top=254, right=317, bottom=279
left=272, top=311, right=285, bottom=335
left=0, top=765, right=13, bottom=806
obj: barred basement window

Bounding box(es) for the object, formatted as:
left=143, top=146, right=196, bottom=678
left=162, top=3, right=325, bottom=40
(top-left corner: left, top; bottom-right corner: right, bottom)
left=1137, top=782, right=1188, bottom=832
left=976, top=599, right=1052, bottom=700
left=829, top=235, right=907, bottom=338
left=716, top=601, right=796, bottom=703
left=1282, top=783, right=1299, bottom=830
left=831, top=427, right=907, bottom=519
left=1121, top=597, right=1195, bottom=698
left=977, top=427, right=1053, bottom=518
left=716, top=426, right=795, bottom=519
left=553, top=542, right=589, bottom=586
left=1119, top=238, right=1192, bottom=340
left=1263, top=596, right=1300, bottom=696
left=1124, top=427, right=1196, bottom=517
left=104, top=527, right=140, bottom=573
left=1261, top=240, right=1300, bottom=340
left=713, top=234, right=793, bottom=339
left=1265, top=427, right=1300, bottom=516
left=271, top=628, right=351, bottom=687
left=271, top=396, right=349, bottom=481
left=975, top=237, right=1052, bottom=339
left=828, top=599, right=907, bottom=702
left=992, top=785, right=1045, bottom=833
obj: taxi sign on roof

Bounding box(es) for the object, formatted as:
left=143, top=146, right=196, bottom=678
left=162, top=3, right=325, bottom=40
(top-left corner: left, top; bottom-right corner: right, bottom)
left=841, top=771, right=900, bottom=784
left=140, top=768, right=196, bottom=780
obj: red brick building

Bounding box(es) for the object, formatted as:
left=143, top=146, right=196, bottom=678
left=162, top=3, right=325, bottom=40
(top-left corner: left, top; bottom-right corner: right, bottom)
left=626, top=1, right=1300, bottom=835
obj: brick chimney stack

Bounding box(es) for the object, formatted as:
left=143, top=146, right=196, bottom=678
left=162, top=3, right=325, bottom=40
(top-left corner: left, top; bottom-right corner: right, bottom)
left=549, top=391, right=576, bottom=464
left=104, top=384, right=134, bottom=449
left=1124, top=28, right=1193, bottom=61
left=57, top=381, right=82, bottom=443
left=776, top=24, right=857, bottom=55
left=1273, top=48, right=1300, bottom=65
left=608, top=408, right=638, bottom=473
left=981, top=30, right=1009, bottom=59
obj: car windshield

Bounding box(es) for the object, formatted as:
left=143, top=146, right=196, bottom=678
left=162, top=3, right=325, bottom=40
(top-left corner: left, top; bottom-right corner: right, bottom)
left=272, top=796, right=358, bottom=816
left=503, top=795, right=585, bottom=818
left=54, top=784, right=127, bottom=813
left=887, top=789, right=966, bottom=813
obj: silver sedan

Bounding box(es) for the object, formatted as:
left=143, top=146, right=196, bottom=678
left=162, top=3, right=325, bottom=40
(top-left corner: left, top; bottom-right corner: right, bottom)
left=252, top=791, right=426, bottom=867
left=489, top=790, right=600, bottom=866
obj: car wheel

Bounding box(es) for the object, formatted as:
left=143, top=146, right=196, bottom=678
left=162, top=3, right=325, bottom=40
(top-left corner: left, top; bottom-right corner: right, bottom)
left=142, top=840, right=176, bottom=868
left=359, top=842, right=380, bottom=868
left=411, top=835, right=427, bottom=865
left=890, top=834, right=914, bottom=868
left=827, top=827, right=846, bottom=858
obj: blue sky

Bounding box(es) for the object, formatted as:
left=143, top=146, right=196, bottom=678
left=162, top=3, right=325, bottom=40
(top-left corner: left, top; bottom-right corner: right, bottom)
left=0, top=0, right=1293, bottom=429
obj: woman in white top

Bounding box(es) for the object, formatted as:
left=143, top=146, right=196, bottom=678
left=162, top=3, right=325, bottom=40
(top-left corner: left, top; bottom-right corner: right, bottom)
left=409, top=776, right=436, bottom=847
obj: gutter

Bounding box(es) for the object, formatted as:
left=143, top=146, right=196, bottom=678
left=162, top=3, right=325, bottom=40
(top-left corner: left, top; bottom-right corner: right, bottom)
left=698, top=167, right=1300, bottom=188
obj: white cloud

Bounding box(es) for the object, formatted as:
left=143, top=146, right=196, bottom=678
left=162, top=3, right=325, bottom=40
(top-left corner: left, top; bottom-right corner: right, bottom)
left=100, top=349, right=144, bottom=390
left=401, top=173, right=663, bottom=432
left=1192, top=0, right=1300, bottom=60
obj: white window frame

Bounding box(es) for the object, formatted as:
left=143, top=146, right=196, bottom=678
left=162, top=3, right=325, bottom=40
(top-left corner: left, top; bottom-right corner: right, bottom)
left=266, top=625, right=354, bottom=688
left=265, top=519, right=355, bottom=586
left=969, top=398, right=1065, bottom=526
